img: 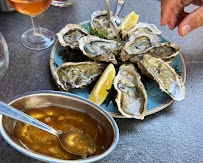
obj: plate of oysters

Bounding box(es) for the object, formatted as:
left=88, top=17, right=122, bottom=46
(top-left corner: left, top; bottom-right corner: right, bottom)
left=50, top=10, right=186, bottom=119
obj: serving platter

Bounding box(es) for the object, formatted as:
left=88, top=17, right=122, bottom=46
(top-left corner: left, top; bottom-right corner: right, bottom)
left=50, top=18, right=186, bottom=118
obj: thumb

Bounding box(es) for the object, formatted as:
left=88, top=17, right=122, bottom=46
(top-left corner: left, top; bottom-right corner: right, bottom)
left=178, top=5, right=203, bottom=36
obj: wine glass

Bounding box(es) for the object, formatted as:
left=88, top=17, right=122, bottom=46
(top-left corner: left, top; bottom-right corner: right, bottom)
left=7, top=0, right=55, bottom=50
left=0, top=32, right=9, bottom=81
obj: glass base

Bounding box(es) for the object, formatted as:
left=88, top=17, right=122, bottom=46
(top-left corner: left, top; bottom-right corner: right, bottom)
left=51, top=0, right=74, bottom=7
left=0, top=60, right=9, bottom=81
left=21, top=28, right=55, bottom=50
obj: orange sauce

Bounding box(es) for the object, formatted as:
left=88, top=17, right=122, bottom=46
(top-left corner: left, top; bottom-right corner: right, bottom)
left=12, top=106, right=107, bottom=160
left=7, top=0, right=51, bottom=16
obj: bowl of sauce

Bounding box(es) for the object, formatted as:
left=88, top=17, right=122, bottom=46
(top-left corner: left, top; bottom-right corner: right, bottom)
left=0, top=91, right=119, bottom=162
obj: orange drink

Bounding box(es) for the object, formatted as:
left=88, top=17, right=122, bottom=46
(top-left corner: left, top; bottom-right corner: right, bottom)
left=7, top=0, right=54, bottom=50
left=8, top=0, right=52, bottom=16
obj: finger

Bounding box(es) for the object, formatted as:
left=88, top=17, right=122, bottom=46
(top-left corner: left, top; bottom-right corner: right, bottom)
left=170, top=11, right=189, bottom=29
left=160, top=0, right=179, bottom=26
left=168, top=13, right=179, bottom=29
left=192, top=0, right=203, bottom=6
left=168, top=4, right=186, bottom=30
left=178, top=6, right=203, bottom=36
left=181, top=0, right=195, bottom=6
left=177, top=12, right=189, bottom=26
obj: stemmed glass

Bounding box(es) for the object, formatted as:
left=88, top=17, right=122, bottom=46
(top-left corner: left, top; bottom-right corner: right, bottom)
left=7, top=0, right=55, bottom=50
left=0, top=32, right=9, bottom=80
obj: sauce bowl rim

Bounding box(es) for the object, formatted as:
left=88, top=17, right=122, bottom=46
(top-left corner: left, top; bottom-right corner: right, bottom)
left=0, top=90, right=119, bottom=163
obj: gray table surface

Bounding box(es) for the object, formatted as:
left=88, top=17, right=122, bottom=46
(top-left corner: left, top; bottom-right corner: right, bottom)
left=0, top=0, right=203, bottom=162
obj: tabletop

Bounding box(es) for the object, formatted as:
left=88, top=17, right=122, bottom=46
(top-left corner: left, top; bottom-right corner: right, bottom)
left=0, top=0, right=203, bottom=162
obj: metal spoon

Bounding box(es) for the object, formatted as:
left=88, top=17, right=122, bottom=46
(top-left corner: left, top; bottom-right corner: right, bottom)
left=105, top=0, right=111, bottom=28
left=0, top=101, right=97, bottom=158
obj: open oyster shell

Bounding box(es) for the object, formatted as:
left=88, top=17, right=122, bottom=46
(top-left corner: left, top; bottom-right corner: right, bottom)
left=127, top=22, right=162, bottom=36
left=114, top=63, right=147, bottom=119
left=79, top=35, right=121, bottom=64
left=55, top=62, right=105, bottom=91
left=121, top=31, right=162, bottom=61
left=56, top=24, right=89, bottom=49
left=142, top=42, right=181, bottom=63
left=130, top=55, right=186, bottom=101
left=91, top=10, right=119, bottom=39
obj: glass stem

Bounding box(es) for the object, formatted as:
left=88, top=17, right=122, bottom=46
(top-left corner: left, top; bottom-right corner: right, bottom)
left=31, top=16, right=41, bottom=36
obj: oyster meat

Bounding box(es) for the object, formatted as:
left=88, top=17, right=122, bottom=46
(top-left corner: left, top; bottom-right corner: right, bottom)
left=142, top=42, right=181, bottom=63
left=127, top=22, right=162, bottom=36
left=114, top=63, right=147, bottom=119
left=56, top=24, right=89, bottom=49
left=55, top=62, right=105, bottom=91
left=130, top=55, right=186, bottom=101
left=79, top=35, right=121, bottom=64
left=121, top=31, right=161, bottom=61
left=91, top=10, right=119, bottom=39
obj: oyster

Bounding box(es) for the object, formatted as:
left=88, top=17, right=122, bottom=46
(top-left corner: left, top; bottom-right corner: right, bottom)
left=130, top=55, right=186, bottom=101
left=55, top=62, right=105, bottom=91
left=91, top=10, right=119, bottom=39
left=127, top=22, right=162, bottom=36
left=79, top=35, right=121, bottom=64
left=114, top=63, right=147, bottom=119
left=142, top=42, right=181, bottom=63
left=121, top=31, right=162, bottom=61
left=56, top=24, right=89, bottom=49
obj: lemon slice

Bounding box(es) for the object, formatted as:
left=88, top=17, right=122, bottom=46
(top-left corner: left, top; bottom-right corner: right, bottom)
left=120, top=11, right=139, bottom=31
left=88, top=63, right=116, bottom=105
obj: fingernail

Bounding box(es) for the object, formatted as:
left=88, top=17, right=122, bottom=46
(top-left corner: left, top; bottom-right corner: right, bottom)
left=182, top=25, right=191, bottom=36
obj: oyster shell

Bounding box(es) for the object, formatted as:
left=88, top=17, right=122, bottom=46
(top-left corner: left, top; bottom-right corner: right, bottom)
left=130, top=55, right=186, bottom=101
left=127, top=22, right=162, bottom=36
left=55, top=62, right=105, bottom=91
left=121, top=31, right=162, bottom=61
left=91, top=10, right=119, bottom=39
left=79, top=35, right=121, bottom=64
left=114, top=63, right=147, bottom=119
left=142, top=42, right=181, bottom=63
left=56, top=24, right=89, bottom=49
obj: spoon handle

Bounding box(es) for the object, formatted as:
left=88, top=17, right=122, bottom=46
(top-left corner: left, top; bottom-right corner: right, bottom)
left=115, top=0, right=125, bottom=16
left=0, top=101, right=59, bottom=136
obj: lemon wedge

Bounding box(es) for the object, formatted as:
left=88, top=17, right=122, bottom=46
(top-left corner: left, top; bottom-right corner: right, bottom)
left=88, top=63, right=116, bottom=105
left=120, top=11, right=139, bottom=31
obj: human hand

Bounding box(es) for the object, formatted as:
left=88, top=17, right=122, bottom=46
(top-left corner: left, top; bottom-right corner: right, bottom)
left=160, top=0, right=203, bottom=36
